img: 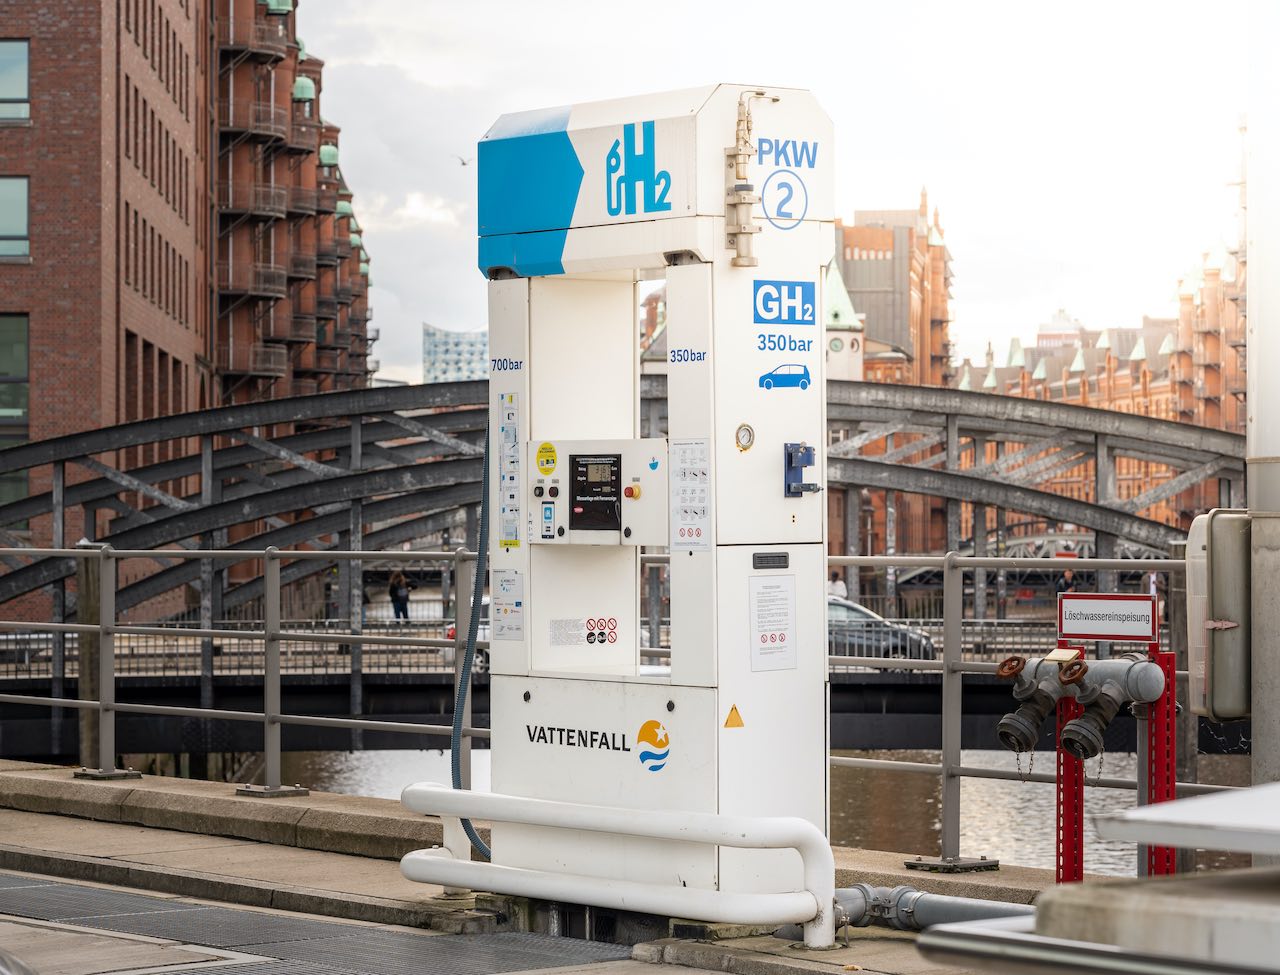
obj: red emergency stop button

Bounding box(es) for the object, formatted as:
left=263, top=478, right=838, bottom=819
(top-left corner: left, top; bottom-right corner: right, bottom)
left=624, top=485, right=641, bottom=499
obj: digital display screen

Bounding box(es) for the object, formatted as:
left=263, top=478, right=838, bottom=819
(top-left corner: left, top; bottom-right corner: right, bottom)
left=587, top=462, right=612, bottom=483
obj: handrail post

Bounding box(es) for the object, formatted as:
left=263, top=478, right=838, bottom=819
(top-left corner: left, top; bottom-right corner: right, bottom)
left=75, top=545, right=139, bottom=781
left=238, top=547, right=307, bottom=797
left=940, top=551, right=962, bottom=861
left=453, top=547, right=475, bottom=791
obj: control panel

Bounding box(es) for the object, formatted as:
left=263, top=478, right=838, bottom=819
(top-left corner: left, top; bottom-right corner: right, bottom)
left=528, top=438, right=667, bottom=546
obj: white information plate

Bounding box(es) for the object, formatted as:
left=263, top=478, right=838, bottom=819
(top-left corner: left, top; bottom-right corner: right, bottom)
left=670, top=438, right=711, bottom=551
left=1058, top=593, right=1158, bottom=642
left=492, top=569, right=524, bottom=640
left=749, top=574, right=796, bottom=672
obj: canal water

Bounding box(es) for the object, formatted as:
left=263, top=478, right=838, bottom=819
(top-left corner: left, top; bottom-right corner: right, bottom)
left=279, top=748, right=1249, bottom=876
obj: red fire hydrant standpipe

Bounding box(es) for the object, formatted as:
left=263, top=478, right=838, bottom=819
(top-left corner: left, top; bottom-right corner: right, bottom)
left=1053, top=640, right=1176, bottom=883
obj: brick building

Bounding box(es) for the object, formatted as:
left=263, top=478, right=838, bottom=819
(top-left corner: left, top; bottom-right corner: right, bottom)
left=833, top=188, right=954, bottom=388
left=0, top=0, right=374, bottom=511
left=829, top=190, right=955, bottom=559
left=951, top=240, right=1247, bottom=536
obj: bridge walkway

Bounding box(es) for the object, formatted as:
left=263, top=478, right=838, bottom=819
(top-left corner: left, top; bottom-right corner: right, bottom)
left=0, top=760, right=1053, bottom=974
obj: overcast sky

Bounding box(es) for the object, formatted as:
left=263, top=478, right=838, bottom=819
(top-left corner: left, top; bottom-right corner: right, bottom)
left=299, top=0, right=1248, bottom=383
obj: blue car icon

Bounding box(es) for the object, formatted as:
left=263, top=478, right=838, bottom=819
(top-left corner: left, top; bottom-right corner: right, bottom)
left=759, top=364, right=811, bottom=390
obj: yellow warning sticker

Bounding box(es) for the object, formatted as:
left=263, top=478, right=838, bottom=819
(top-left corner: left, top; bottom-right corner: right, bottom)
left=724, top=705, right=744, bottom=729
left=536, top=442, right=557, bottom=476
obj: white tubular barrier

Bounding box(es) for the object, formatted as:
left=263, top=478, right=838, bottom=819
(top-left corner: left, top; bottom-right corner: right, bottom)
left=399, top=782, right=836, bottom=948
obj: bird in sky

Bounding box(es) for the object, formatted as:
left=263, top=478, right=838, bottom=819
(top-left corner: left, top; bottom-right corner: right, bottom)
left=453, top=155, right=474, bottom=167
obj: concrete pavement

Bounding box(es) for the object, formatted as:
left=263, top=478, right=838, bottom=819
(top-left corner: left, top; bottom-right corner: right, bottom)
left=0, top=762, right=1020, bottom=973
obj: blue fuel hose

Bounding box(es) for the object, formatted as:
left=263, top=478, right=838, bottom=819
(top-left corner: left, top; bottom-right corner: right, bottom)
left=450, top=421, right=492, bottom=860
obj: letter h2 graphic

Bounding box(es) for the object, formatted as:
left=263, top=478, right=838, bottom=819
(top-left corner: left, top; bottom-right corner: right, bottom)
left=606, top=120, right=671, bottom=217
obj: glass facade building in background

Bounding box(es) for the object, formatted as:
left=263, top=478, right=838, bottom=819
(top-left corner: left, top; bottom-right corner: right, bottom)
left=422, top=323, right=487, bottom=383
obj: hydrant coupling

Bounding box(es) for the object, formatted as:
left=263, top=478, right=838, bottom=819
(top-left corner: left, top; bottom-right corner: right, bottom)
left=996, top=653, right=1165, bottom=758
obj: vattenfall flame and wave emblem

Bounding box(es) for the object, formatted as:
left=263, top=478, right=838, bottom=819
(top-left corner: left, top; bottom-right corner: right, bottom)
left=636, top=719, right=670, bottom=773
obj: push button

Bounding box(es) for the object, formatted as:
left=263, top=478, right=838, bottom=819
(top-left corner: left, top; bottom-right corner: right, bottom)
left=534, top=485, right=544, bottom=498
left=548, top=486, right=559, bottom=498
left=623, top=485, right=641, bottom=499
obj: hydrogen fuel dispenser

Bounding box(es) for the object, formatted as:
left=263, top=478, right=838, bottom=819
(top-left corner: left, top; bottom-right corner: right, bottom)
left=480, top=85, right=833, bottom=896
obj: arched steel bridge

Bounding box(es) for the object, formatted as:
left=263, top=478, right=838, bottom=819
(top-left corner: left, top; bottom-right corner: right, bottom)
left=0, top=378, right=1243, bottom=614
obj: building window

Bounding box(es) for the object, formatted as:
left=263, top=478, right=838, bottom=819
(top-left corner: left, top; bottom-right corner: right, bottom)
left=0, top=314, right=29, bottom=509
left=0, top=314, right=29, bottom=424
left=0, top=41, right=29, bottom=121
left=0, top=177, right=28, bottom=256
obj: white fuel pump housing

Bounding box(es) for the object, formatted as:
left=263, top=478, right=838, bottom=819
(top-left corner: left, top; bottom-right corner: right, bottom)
left=481, top=84, right=833, bottom=896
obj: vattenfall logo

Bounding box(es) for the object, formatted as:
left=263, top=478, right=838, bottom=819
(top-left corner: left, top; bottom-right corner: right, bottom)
left=605, top=121, right=671, bottom=217
left=524, top=718, right=670, bottom=773
left=636, top=719, right=670, bottom=772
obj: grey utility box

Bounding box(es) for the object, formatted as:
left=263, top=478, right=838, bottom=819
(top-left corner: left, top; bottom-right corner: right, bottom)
left=1186, top=509, right=1251, bottom=720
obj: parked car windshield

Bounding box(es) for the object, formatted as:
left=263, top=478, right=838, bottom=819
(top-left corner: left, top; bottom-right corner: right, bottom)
left=827, top=598, right=885, bottom=623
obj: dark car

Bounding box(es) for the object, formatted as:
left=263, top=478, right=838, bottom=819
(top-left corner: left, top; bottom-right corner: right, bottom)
left=827, top=596, right=936, bottom=660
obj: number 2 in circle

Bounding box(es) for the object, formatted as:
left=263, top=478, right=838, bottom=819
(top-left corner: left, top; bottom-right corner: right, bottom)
left=775, top=181, right=794, bottom=219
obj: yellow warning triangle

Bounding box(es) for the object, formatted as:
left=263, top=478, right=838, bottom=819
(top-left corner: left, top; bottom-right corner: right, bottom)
left=724, top=705, right=744, bottom=729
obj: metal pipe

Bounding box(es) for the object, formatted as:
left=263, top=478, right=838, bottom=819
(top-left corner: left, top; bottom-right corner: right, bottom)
left=400, top=781, right=835, bottom=948
left=407, top=856, right=817, bottom=930
left=940, top=552, right=962, bottom=860
left=775, top=884, right=1033, bottom=940
left=98, top=547, right=116, bottom=773
left=1249, top=30, right=1280, bottom=796
left=264, top=549, right=282, bottom=789
left=829, top=756, right=1232, bottom=795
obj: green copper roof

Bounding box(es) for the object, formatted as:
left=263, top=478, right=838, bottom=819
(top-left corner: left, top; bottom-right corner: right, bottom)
left=1007, top=337, right=1025, bottom=369
left=291, top=76, right=315, bottom=102
left=349, top=233, right=361, bottom=248
left=957, top=364, right=972, bottom=391
left=1128, top=336, right=1147, bottom=363
left=1069, top=346, right=1086, bottom=373
left=297, top=38, right=306, bottom=60
left=1158, top=333, right=1176, bottom=355
left=335, top=200, right=354, bottom=216
left=359, top=261, right=370, bottom=275
left=318, top=143, right=339, bottom=166
left=262, top=0, right=294, bottom=15
left=360, top=249, right=369, bottom=262
left=1095, top=328, right=1111, bottom=351
left=982, top=366, right=998, bottom=390
left=824, top=261, right=861, bottom=329
left=349, top=216, right=361, bottom=232
left=1032, top=358, right=1047, bottom=381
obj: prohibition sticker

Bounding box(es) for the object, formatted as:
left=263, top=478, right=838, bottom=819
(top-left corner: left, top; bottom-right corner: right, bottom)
left=536, top=442, right=557, bottom=476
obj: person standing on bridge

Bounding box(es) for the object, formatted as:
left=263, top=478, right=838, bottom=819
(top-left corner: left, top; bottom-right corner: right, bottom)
left=1055, top=567, right=1078, bottom=596
left=389, top=570, right=416, bottom=623
left=828, top=571, right=847, bottom=600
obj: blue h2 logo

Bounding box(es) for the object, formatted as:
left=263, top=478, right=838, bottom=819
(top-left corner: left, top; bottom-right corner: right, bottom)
left=606, top=121, right=671, bottom=217
left=753, top=280, right=815, bottom=325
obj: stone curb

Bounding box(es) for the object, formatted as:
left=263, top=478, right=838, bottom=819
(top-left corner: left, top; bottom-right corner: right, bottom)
left=0, top=843, right=495, bottom=934
left=0, top=765, right=494, bottom=862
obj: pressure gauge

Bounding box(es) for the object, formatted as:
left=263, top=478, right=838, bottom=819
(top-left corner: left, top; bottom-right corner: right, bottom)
left=735, top=423, right=755, bottom=452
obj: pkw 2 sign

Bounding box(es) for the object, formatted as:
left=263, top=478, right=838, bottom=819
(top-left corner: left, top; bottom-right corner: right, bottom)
left=1058, top=593, right=1158, bottom=643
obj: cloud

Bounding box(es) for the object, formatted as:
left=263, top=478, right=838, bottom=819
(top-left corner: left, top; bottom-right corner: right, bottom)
left=299, top=0, right=1249, bottom=376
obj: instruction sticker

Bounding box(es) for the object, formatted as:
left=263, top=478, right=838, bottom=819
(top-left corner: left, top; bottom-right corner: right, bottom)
left=749, top=574, right=796, bottom=672
left=498, top=393, right=521, bottom=549
left=536, top=442, right=557, bottom=476
left=670, top=439, right=711, bottom=551
left=493, top=569, right=524, bottom=640
left=550, top=618, right=587, bottom=647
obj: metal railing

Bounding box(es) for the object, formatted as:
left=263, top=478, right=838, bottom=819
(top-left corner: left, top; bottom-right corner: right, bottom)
left=0, top=547, right=1230, bottom=865
left=0, top=546, right=489, bottom=793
